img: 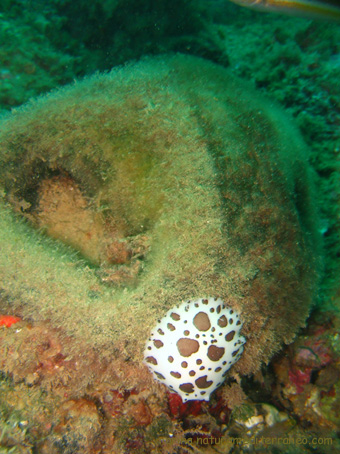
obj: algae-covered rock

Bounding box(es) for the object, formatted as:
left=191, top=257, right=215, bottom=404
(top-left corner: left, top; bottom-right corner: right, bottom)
left=0, top=54, right=321, bottom=381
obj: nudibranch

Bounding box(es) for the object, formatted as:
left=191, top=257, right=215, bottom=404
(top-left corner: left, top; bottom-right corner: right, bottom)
left=144, top=297, right=246, bottom=401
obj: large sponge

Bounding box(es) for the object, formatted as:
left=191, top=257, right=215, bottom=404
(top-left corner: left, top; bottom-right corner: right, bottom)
left=0, top=54, right=321, bottom=380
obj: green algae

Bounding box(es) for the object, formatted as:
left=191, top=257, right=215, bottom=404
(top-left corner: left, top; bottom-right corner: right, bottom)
left=0, top=54, right=321, bottom=377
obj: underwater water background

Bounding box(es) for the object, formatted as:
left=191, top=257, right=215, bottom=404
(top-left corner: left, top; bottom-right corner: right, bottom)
left=0, top=1, right=340, bottom=453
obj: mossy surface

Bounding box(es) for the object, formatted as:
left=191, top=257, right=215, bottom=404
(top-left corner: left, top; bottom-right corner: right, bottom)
left=0, top=55, right=321, bottom=376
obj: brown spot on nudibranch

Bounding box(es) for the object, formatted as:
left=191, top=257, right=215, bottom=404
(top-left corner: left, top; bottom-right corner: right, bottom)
left=225, top=330, right=235, bottom=342
left=153, top=340, right=164, bottom=348
left=155, top=372, right=165, bottom=380
left=195, top=375, right=213, bottom=389
left=217, top=315, right=228, bottom=327
left=193, top=311, right=211, bottom=331
left=177, top=338, right=200, bottom=357
left=171, top=312, right=180, bottom=321
left=146, top=356, right=158, bottom=365
left=207, top=345, right=225, bottom=361
left=167, top=323, right=175, bottom=331
left=168, top=356, right=174, bottom=363
left=170, top=371, right=181, bottom=379
left=179, top=383, right=194, bottom=393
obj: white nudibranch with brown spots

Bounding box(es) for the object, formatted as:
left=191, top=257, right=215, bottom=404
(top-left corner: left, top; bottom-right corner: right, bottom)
left=144, top=297, right=246, bottom=402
